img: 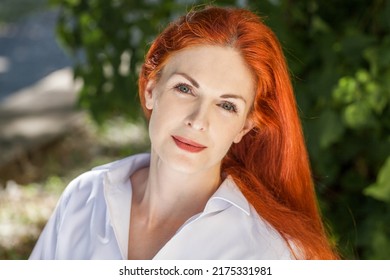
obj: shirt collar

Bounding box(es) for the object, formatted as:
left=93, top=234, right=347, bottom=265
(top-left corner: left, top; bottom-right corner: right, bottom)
left=204, top=176, right=251, bottom=216
left=97, top=153, right=151, bottom=187
left=99, top=153, right=150, bottom=259
left=101, top=153, right=252, bottom=216
left=101, top=153, right=252, bottom=258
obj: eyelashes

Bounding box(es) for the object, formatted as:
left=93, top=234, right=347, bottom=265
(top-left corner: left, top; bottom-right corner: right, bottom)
left=174, top=83, right=192, bottom=94
left=219, top=101, right=238, bottom=113
left=173, top=82, right=239, bottom=114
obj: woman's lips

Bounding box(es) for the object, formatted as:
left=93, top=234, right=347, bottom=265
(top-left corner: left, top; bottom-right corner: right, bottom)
left=172, top=136, right=207, bottom=153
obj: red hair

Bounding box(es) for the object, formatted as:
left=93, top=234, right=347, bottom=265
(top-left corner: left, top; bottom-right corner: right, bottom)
left=138, top=6, right=338, bottom=259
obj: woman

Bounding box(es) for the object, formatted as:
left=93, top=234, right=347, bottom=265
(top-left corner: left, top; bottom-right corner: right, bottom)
left=30, top=6, right=338, bottom=259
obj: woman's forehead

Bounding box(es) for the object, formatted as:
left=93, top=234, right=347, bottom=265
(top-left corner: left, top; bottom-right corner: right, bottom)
left=161, top=46, right=254, bottom=82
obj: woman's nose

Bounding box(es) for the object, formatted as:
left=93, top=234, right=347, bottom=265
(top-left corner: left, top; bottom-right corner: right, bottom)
left=185, top=101, right=210, bottom=131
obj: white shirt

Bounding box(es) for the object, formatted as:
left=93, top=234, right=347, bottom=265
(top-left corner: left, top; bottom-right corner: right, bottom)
left=29, top=153, right=294, bottom=260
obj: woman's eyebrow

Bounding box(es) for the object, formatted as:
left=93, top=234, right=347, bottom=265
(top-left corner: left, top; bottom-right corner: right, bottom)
left=172, top=72, right=199, bottom=88
left=220, top=94, right=247, bottom=104
left=171, top=72, right=246, bottom=104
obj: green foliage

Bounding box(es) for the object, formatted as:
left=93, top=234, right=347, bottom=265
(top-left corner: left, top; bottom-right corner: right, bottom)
left=52, top=0, right=390, bottom=259
left=0, top=0, right=48, bottom=23
left=365, top=157, right=390, bottom=203
left=51, top=0, right=166, bottom=123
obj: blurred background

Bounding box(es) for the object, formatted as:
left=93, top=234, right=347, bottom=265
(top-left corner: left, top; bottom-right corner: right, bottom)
left=0, top=0, right=389, bottom=259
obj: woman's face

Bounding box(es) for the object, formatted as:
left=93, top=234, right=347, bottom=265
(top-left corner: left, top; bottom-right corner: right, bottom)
left=145, top=45, right=255, bottom=175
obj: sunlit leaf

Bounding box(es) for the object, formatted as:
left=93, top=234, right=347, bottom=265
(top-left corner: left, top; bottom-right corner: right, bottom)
left=318, top=109, right=345, bottom=148
left=364, top=156, right=390, bottom=203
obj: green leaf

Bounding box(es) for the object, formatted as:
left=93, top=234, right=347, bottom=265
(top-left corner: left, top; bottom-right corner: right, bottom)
left=332, top=76, right=358, bottom=104
left=318, top=109, right=345, bottom=149
left=343, top=102, right=373, bottom=129
left=364, top=156, right=390, bottom=203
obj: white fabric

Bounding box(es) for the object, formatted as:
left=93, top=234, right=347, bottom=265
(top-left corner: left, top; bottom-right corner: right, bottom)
left=29, top=153, right=294, bottom=260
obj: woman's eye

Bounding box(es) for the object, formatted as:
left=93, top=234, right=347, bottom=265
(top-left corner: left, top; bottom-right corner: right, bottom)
left=175, top=84, right=192, bottom=94
left=220, top=102, right=238, bottom=113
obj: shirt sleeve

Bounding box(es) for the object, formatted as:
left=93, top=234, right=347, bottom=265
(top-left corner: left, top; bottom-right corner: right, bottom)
left=28, top=198, right=63, bottom=259
left=28, top=177, right=76, bottom=260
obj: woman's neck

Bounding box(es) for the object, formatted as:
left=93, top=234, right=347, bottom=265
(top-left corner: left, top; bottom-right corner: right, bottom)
left=130, top=152, right=222, bottom=227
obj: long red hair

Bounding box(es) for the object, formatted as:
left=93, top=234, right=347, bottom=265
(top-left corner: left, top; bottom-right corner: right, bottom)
left=138, top=6, right=338, bottom=259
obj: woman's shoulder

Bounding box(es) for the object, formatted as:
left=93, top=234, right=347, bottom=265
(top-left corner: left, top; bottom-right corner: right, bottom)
left=57, top=163, right=109, bottom=213
left=208, top=178, right=295, bottom=259
left=245, top=206, right=295, bottom=259
left=220, top=201, right=295, bottom=259
left=65, top=153, right=150, bottom=189
left=60, top=153, right=150, bottom=208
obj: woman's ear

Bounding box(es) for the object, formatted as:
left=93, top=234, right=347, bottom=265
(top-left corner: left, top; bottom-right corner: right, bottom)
left=233, top=117, right=254, bottom=144
left=144, top=80, right=156, bottom=110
